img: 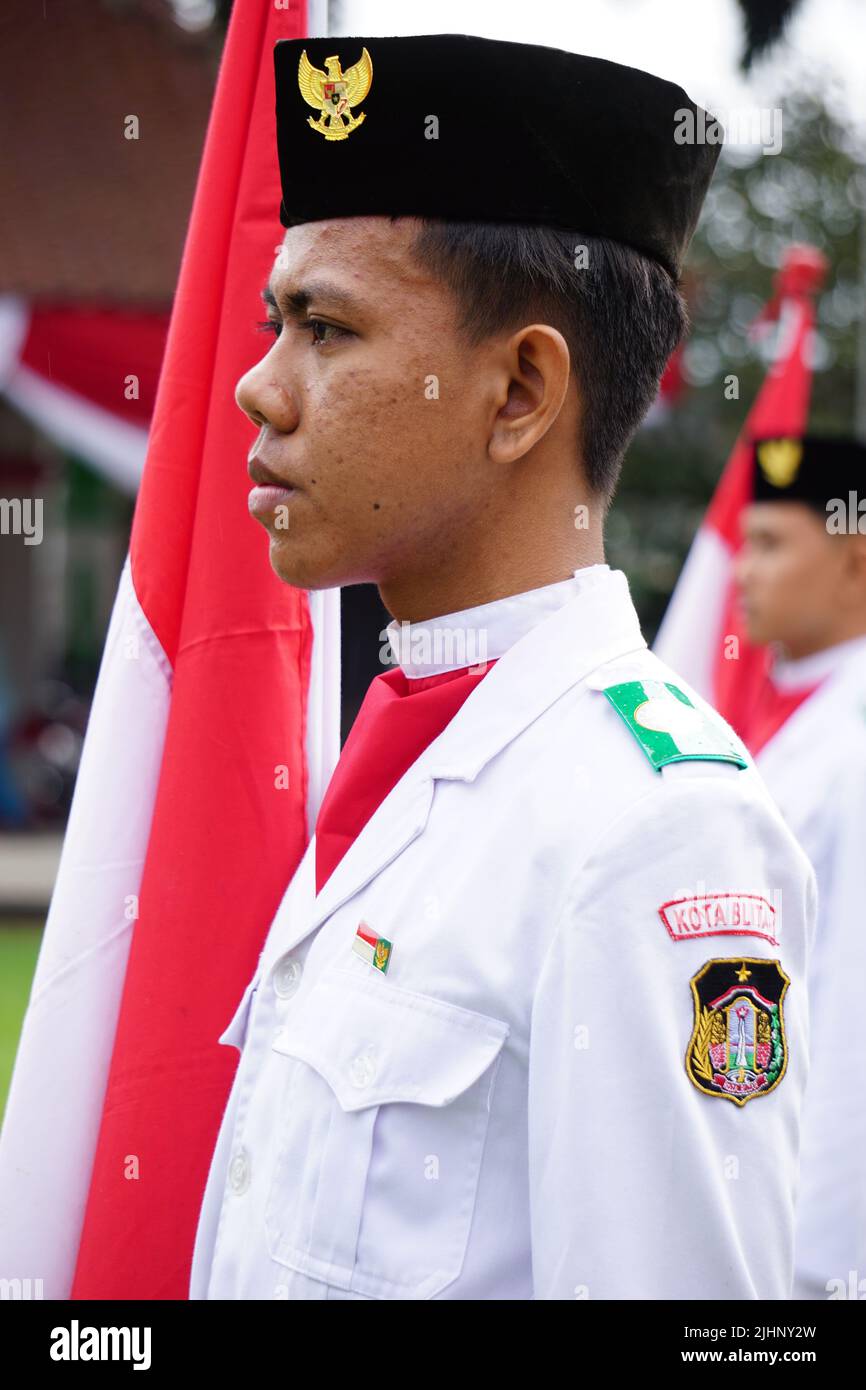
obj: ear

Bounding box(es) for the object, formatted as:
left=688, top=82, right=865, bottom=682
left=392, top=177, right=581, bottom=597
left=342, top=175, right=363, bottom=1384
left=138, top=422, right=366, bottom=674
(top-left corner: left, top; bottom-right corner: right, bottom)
left=827, top=531, right=866, bottom=621
left=840, top=532, right=866, bottom=601
left=487, top=323, right=575, bottom=466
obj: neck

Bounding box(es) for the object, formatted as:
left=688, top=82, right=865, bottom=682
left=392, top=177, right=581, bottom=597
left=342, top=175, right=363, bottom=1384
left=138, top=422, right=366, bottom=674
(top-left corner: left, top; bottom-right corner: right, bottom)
left=378, top=533, right=605, bottom=624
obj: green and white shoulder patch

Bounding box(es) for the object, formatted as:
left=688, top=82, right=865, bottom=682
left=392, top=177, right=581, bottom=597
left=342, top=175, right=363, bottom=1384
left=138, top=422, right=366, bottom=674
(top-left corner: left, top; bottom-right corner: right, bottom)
left=601, top=678, right=748, bottom=772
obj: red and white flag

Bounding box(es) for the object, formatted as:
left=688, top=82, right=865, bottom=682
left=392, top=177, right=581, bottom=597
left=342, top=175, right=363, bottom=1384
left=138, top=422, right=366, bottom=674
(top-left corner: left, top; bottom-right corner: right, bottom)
left=0, top=299, right=168, bottom=494
left=653, top=245, right=827, bottom=747
left=0, top=0, right=340, bottom=1300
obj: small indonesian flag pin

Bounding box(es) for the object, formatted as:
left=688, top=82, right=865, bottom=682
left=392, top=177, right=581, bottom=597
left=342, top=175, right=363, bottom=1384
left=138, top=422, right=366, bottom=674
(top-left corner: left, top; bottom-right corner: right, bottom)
left=352, top=920, right=393, bottom=974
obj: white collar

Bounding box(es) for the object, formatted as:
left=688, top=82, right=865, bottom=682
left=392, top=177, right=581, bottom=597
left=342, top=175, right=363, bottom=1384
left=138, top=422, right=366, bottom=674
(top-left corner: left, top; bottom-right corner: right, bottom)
left=308, top=566, right=646, bottom=930
left=770, top=633, right=866, bottom=690
left=384, top=564, right=612, bottom=678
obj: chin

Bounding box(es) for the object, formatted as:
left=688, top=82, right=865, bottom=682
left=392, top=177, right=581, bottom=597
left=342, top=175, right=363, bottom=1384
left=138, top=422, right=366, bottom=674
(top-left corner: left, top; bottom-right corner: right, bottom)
left=743, top=617, right=773, bottom=647
left=268, top=547, right=313, bottom=589
left=267, top=536, right=346, bottom=591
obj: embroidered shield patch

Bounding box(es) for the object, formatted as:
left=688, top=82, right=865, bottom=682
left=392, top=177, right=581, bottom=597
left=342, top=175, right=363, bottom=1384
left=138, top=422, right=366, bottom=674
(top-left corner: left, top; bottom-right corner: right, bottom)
left=685, top=958, right=790, bottom=1106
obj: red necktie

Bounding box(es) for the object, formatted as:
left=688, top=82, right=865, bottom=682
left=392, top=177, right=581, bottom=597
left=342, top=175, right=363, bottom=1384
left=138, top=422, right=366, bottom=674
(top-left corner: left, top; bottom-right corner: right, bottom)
left=744, top=676, right=822, bottom=756
left=315, top=660, right=497, bottom=893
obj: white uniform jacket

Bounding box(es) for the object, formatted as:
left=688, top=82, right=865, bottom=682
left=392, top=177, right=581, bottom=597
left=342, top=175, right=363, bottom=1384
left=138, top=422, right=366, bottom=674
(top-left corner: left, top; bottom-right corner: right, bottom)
left=756, top=636, right=866, bottom=1299
left=190, top=565, right=815, bottom=1300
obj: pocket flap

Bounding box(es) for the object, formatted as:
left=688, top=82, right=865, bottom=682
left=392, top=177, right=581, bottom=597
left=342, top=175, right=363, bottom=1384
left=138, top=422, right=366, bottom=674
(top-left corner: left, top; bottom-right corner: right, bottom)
left=218, top=969, right=262, bottom=1051
left=270, top=967, right=509, bottom=1112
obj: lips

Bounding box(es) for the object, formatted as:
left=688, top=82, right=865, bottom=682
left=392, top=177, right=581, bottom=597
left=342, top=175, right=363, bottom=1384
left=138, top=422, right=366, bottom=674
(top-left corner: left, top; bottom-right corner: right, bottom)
left=247, top=459, right=300, bottom=491
left=248, top=482, right=297, bottom=521
left=247, top=458, right=301, bottom=522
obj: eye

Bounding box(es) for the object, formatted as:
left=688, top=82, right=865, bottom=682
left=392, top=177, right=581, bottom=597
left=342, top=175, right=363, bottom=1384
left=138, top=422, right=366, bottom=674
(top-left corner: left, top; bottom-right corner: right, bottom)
left=255, top=316, right=349, bottom=347
left=303, top=318, right=349, bottom=346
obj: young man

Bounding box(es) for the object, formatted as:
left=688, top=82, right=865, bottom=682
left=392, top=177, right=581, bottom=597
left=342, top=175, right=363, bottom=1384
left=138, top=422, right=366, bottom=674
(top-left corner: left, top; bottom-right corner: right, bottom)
left=735, top=434, right=866, bottom=1300
left=190, top=34, right=815, bottom=1301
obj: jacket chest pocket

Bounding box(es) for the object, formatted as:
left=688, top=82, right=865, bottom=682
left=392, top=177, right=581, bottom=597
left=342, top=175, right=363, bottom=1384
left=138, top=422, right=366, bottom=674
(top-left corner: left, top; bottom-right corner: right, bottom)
left=264, top=966, right=509, bottom=1300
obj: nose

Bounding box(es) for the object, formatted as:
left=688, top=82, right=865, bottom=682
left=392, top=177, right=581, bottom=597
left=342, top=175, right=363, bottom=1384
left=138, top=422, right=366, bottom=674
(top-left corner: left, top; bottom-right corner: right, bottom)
left=235, top=353, right=300, bottom=435
left=732, top=545, right=752, bottom=590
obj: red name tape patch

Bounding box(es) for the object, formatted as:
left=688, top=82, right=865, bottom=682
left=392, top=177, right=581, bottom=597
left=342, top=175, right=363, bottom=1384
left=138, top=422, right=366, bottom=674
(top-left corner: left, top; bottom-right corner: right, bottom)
left=659, top=893, right=778, bottom=945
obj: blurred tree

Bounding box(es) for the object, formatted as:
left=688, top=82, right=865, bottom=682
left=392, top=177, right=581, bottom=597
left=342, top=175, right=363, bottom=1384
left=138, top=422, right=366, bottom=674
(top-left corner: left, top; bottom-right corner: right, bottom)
left=612, top=67, right=865, bottom=638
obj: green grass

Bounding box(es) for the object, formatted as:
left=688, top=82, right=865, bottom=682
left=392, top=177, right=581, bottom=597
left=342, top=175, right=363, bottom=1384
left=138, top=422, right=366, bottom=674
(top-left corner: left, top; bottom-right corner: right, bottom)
left=0, top=920, right=43, bottom=1126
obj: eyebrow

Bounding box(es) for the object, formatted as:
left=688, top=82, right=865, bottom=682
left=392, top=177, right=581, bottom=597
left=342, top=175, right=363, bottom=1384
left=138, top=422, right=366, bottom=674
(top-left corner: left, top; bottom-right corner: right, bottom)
left=261, top=279, right=366, bottom=319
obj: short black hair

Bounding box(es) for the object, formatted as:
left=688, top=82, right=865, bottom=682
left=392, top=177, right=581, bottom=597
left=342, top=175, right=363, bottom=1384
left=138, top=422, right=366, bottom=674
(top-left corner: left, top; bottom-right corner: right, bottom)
left=406, top=219, right=689, bottom=500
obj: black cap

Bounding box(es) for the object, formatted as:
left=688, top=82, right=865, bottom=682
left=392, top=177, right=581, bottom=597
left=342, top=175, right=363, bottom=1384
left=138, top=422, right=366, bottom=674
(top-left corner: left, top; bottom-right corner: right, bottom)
left=751, top=436, right=866, bottom=507
left=273, top=34, right=722, bottom=280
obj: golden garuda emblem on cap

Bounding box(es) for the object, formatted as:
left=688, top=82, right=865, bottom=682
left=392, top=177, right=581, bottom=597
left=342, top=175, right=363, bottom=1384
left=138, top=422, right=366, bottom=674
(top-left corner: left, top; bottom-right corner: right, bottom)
left=298, top=47, right=373, bottom=141
left=756, top=437, right=803, bottom=488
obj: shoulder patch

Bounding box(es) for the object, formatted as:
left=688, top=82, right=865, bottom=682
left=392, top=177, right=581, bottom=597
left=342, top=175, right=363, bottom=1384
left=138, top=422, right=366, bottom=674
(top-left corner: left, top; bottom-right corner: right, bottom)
left=601, top=679, right=748, bottom=771
left=660, top=892, right=779, bottom=945
left=685, top=958, right=790, bottom=1106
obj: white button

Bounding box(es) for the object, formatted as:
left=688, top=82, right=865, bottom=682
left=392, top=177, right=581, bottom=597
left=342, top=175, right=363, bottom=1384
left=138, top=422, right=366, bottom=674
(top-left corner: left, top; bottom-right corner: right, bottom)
left=228, top=1147, right=250, bottom=1194
left=349, top=1049, right=377, bottom=1089
left=273, top=956, right=303, bottom=999
left=273, top=1284, right=289, bottom=1300
left=272, top=1025, right=283, bottom=1040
